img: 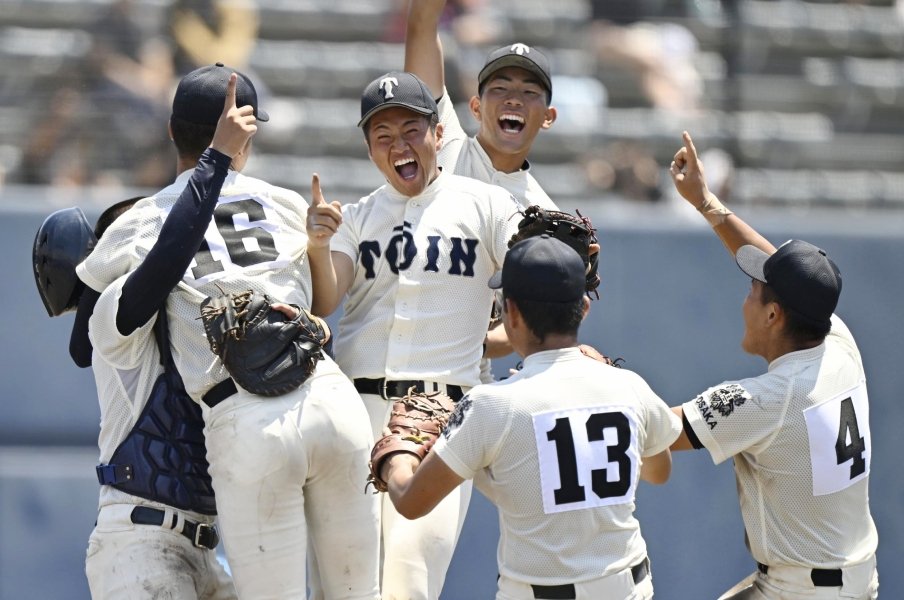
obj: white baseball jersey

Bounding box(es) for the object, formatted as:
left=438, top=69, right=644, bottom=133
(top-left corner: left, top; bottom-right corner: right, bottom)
left=436, top=90, right=557, bottom=211
left=77, top=169, right=313, bottom=402
left=433, top=347, right=681, bottom=585
left=436, top=89, right=559, bottom=384
left=331, top=170, right=521, bottom=387
left=682, top=315, right=878, bottom=568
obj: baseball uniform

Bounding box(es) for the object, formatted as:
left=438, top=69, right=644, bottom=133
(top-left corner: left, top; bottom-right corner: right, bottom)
left=331, top=169, right=522, bottom=599
left=436, top=91, right=558, bottom=384
left=78, top=164, right=380, bottom=600
left=433, top=347, right=681, bottom=600
left=682, top=315, right=878, bottom=599
left=85, top=273, right=236, bottom=600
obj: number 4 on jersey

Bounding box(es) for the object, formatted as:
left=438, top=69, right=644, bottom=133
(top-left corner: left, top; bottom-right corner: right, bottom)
left=835, top=397, right=866, bottom=479
left=803, top=382, right=871, bottom=496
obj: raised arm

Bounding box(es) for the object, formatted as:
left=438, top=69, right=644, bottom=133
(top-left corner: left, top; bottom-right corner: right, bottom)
left=670, top=131, right=777, bottom=257
left=404, top=0, right=447, bottom=97
left=116, top=73, right=257, bottom=335
left=306, top=174, right=355, bottom=316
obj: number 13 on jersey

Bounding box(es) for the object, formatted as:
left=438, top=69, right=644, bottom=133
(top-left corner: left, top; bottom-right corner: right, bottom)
left=804, top=380, right=871, bottom=496
left=533, top=406, right=640, bottom=514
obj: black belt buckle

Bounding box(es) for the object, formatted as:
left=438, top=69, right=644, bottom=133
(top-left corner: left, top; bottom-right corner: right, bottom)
left=193, top=522, right=218, bottom=550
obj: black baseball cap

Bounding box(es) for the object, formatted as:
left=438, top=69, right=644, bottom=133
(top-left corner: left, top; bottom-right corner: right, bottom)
left=358, top=71, right=438, bottom=128
left=489, top=235, right=585, bottom=303
left=478, top=43, right=553, bottom=100
left=736, top=240, right=842, bottom=327
left=172, top=62, right=269, bottom=126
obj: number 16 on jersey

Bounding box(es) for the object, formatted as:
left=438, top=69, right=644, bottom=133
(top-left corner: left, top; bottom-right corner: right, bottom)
left=804, top=380, right=871, bottom=496
left=533, top=406, right=641, bottom=515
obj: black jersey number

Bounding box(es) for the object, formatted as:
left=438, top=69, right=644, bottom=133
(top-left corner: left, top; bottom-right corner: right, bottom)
left=546, top=412, right=632, bottom=505
left=192, top=199, right=279, bottom=279
left=835, top=397, right=866, bottom=479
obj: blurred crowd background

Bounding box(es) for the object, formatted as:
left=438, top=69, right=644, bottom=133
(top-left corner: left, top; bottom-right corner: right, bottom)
left=3, top=0, right=904, bottom=209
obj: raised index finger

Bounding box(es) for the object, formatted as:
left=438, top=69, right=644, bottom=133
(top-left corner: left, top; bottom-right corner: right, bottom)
left=223, top=72, right=237, bottom=114
left=311, top=173, right=325, bottom=206
left=682, top=131, right=699, bottom=163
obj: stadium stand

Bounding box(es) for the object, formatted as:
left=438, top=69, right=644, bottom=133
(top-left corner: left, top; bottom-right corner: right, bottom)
left=1, top=0, right=903, bottom=207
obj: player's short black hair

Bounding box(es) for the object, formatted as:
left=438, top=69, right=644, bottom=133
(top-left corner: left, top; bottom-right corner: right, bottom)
left=95, top=196, right=142, bottom=238
left=761, top=283, right=831, bottom=344
left=170, top=115, right=217, bottom=161
left=504, top=293, right=583, bottom=343
left=362, top=113, right=439, bottom=145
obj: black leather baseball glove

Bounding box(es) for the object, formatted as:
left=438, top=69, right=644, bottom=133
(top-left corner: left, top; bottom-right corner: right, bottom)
left=509, top=205, right=601, bottom=297
left=199, top=289, right=328, bottom=397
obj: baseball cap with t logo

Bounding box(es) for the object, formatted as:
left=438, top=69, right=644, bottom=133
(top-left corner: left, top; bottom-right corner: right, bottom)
left=358, top=71, right=438, bottom=128
left=478, top=43, right=553, bottom=100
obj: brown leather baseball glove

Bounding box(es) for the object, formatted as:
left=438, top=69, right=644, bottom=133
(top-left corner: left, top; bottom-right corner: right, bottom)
left=367, top=388, right=456, bottom=493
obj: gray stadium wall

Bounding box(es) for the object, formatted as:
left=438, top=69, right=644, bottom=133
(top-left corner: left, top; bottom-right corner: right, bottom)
left=2, top=187, right=901, bottom=599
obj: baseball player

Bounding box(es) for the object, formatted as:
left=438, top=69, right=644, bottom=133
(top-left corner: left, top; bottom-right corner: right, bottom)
left=75, top=65, right=380, bottom=599
left=668, top=132, right=879, bottom=599
left=404, top=0, right=583, bottom=377
left=376, top=235, right=681, bottom=600
left=306, top=70, right=523, bottom=599
left=35, top=200, right=237, bottom=600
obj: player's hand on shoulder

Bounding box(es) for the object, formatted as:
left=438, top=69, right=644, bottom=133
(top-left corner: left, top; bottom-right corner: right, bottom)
left=210, top=72, right=258, bottom=158
left=669, top=131, right=713, bottom=210
left=306, top=173, right=343, bottom=249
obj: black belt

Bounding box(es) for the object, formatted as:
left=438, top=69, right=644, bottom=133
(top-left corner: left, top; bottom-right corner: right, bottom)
left=203, top=378, right=238, bottom=408
left=757, top=562, right=843, bottom=587
left=531, top=557, right=650, bottom=599
left=353, top=378, right=464, bottom=401
left=130, top=506, right=219, bottom=550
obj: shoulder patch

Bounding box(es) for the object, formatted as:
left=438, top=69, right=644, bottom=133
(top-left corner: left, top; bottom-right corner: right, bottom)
left=442, top=394, right=473, bottom=439
left=708, top=383, right=751, bottom=418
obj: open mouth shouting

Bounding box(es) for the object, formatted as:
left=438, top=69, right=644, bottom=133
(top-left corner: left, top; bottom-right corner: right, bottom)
left=499, top=113, right=525, bottom=134
left=394, top=157, right=419, bottom=180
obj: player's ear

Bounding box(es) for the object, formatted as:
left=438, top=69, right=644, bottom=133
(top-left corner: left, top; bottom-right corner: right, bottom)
left=468, top=95, right=482, bottom=122
left=434, top=122, right=444, bottom=150
left=167, top=119, right=174, bottom=141
left=541, top=106, right=557, bottom=130
left=580, top=296, right=591, bottom=321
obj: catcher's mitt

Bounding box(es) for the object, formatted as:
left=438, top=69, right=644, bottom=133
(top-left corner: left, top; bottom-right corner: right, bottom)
left=199, top=289, right=328, bottom=397
left=367, top=388, right=456, bottom=493
left=509, top=205, right=601, bottom=297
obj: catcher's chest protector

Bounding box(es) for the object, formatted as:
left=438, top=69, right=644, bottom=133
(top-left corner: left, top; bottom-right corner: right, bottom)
left=96, top=311, right=216, bottom=515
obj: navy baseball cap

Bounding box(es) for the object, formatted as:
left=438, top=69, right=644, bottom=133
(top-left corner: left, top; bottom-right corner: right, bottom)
left=478, top=43, right=553, bottom=100
left=172, top=62, right=269, bottom=126
left=358, top=71, right=438, bottom=128
left=736, top=240, right=842, bottom=327
left=489, top=235, right=585, bottom=303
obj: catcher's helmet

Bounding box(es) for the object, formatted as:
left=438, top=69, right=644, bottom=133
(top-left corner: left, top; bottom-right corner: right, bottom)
left=32, top=207, right=97, bottom=316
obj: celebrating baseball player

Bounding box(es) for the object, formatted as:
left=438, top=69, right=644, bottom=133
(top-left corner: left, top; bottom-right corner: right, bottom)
left=370, top=234, right=681, bottom=600
left=403, top=0, right=601, bottom=379
left=75, top=65, right=380, bottom=599
left=306, top=70, right=525, bottom=599
left=34, top=200, right=237, bottom=600
left=668, top=132, right=879, bottom=599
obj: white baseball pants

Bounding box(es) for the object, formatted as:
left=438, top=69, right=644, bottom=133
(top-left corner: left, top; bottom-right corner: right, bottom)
left=718, top=556, right=878, bottom=600
left=204, top=360, right=380, bottom=600
left=86, top=503, right=236, bottom=600
left=361, top=392, right=473, bottom=600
